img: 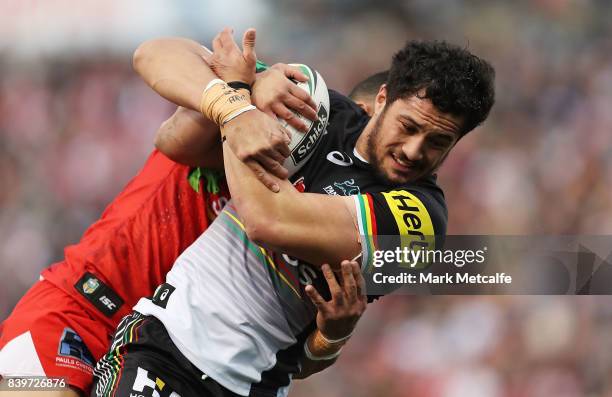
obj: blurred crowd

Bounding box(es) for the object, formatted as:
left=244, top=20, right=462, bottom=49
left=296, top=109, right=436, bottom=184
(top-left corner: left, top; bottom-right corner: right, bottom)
left=2, top=0, right=612, bottom=396
left=295, top=295, right=612, bottom=397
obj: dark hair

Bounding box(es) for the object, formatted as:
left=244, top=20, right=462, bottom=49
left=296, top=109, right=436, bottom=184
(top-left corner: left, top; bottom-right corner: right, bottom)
left=386, top=40, right=495, bottom=136
left=349, top=70, right=389, bottom=100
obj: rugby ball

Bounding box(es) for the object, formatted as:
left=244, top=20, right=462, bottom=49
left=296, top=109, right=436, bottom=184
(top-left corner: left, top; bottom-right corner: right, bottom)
left=281, top=64, right=330, bottom=176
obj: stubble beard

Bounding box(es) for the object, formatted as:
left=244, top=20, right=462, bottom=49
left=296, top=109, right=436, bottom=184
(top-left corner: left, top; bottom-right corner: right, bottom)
left=366, top=110, right=403, bottom=186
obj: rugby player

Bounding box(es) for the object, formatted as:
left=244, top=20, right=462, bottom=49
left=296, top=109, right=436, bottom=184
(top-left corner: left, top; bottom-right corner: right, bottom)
left=0, top=58, right=322, bottom=397
left=0, top=54, right=391, bottom=395
left=348, top=70, right=389, bottom=116
left=90, top=29, right=495, bottom=397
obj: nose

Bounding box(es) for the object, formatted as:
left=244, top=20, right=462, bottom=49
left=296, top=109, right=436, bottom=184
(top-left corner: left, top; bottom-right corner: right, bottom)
left=401, top=136, right=425, bottom=162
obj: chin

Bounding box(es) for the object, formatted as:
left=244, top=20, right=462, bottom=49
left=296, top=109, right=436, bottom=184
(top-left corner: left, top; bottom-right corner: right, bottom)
left=385, top=164, right=419, bottom=185
left=377, top=168, right=413, bottom=185
left=388, top=173, right=414, bottom=184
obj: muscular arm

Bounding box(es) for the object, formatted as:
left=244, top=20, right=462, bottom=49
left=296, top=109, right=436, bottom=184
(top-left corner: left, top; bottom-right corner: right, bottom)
left=134, top=38, right=224, bottom=167
left=222, top=113, right=361, bottom=267
left=137, top=35, right=313, bottom=184
left=133, top=37, right=217, bottom=111
left=155, top=107, right=223, bottom=168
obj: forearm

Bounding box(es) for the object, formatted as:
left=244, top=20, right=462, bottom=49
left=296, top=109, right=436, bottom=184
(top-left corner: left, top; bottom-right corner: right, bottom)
left=294, top=325, right=352, bottom=379
left=222, top=116, right=360, bottom=265
left=155, top=107, right=223, bottom=168
left=133, top=37, right=217, bottom=111
left=294, top=356, right=337, bottom=379
left=222, top=129, right=293, bottom=237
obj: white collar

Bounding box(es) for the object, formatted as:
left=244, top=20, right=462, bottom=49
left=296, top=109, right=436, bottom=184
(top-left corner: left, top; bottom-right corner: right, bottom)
left=353, top=147, right=369, bottom=163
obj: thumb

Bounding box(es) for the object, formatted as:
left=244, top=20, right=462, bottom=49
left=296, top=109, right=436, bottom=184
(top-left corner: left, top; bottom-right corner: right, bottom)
left=242, top=28, right=257, bottom=61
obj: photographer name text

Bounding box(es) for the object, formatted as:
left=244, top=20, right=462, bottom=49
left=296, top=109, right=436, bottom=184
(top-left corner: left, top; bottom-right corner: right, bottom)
left=373, top=272, right=512, bottom=285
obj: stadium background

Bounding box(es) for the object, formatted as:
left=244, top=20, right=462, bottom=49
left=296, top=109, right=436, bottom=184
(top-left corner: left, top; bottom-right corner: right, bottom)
left=1, top=0, right=612, bottom=395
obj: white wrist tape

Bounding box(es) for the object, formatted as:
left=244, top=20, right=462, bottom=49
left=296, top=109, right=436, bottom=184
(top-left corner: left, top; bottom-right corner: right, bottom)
left=222, top=105, right=256, bottom=126
left=204, top=78, right=226, bottom=93
left=303, top=341, right=342, bottom=361
left=319, top=330, right=354, bottom=344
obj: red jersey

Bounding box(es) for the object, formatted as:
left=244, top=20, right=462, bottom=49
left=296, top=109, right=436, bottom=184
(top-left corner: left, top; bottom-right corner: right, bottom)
left=41, top=150, right=228, bottom=330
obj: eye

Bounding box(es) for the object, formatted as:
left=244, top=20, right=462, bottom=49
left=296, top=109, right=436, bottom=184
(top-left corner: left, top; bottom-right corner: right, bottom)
left=429, top=136, right=453, bottom=149
left=401, top=123, right=418, bottom=135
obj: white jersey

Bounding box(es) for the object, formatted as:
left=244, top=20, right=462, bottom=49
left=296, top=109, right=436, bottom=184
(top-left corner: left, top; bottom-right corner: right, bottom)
left=134, top=203, right=316, bottom=397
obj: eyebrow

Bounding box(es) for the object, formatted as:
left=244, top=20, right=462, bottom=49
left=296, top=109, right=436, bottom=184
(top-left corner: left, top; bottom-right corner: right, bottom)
left=399, top=114, right=456, bottom=138
left=399, top=115, right=423, bottom=129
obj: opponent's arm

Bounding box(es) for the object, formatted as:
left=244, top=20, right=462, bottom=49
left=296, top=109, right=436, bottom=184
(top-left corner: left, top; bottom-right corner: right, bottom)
left=153, top=63, right=319, bottom=169
left=135, top=34, right=317, bottom=188
left=134, top=37, right=220, bottom=111
left=212, top=29, right=360, bottom=265
left=155, top=106, right=223, bottom=168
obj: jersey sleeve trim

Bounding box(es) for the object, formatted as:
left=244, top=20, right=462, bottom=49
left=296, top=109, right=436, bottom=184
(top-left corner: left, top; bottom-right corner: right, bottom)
left=354, top=190, right=440, bottom=270
left=353, top=194, right=377, bottom=270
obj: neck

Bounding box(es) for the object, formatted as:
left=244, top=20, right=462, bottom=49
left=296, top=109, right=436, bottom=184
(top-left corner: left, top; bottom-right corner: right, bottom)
left=355, top=118, right=375, bottom=162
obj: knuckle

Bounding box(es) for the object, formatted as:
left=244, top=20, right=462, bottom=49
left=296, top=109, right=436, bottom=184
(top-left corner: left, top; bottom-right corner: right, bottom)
left=236, top=150, right=248, bottom=161
left=244, top=151, right=258, bottom=161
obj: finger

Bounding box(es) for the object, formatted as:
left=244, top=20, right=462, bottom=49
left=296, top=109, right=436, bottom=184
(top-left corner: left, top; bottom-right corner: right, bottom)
left=275, top=133, right=291, bottom=159
left=271, top=103, right=297, bottom=126
left=246, top=159, right=279, bottom=193
left=285, top=114, right=308, bottom=133
left=289, top=85, right=318, bottom=117
left=352, top=261, right=366, bottom=298
left=341, top=260, right=357, bottom=303
left=242, top=28, right=257, bottom=61
left=266, top=146, right=288, bottom=164
left=305, top=284, right=328, bottom=312
left=283, top=93, right=317, bottom=123
left=280, top=124, right=292, bottom=143
left=257, top=155, right=289, bottom=180
left=212, top=33, right=223, bottom=52
left=282, top=64, right=309, bottom=83
left=321, top=264, right=342, bottom=303
left=218, top=27, right=237, bottom=49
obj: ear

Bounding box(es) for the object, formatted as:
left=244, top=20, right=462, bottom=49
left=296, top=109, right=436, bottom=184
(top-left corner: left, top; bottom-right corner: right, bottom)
left=373, top=84, right=387, bottom=115
left=354, top=100, right=373, bottom=116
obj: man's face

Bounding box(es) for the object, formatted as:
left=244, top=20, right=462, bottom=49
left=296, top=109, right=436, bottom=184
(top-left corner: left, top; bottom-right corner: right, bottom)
left=365, top=89, right=463, bottom=184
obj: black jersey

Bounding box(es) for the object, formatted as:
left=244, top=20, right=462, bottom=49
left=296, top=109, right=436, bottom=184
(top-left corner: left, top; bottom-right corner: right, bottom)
left=234, top=89, right=450, bottom=393
left=289, top=90, right=447, bottom=275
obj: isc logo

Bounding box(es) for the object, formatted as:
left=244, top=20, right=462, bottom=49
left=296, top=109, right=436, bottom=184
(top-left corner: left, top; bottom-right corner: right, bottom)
left=99, top=295, right=116, bottom=311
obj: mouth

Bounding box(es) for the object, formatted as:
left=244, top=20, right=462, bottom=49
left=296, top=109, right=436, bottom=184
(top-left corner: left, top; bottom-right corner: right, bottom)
left=391, top=153, right=413, bottom=171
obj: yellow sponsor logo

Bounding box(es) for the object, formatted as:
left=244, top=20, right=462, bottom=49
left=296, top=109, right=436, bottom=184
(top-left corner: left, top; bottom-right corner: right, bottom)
left=382, top=190, right=435, bottom=268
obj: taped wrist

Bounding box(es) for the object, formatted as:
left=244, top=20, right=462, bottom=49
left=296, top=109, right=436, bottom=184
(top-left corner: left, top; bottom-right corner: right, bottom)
left=304, top=329, right=351, bottom=361
left=200, top=79, right=255, bottom=126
